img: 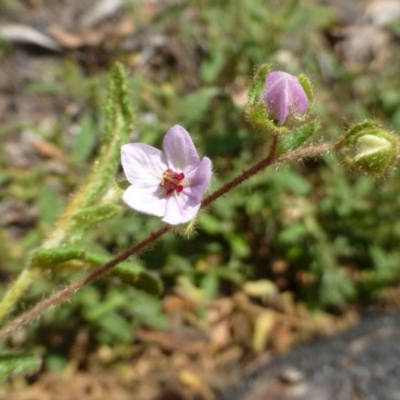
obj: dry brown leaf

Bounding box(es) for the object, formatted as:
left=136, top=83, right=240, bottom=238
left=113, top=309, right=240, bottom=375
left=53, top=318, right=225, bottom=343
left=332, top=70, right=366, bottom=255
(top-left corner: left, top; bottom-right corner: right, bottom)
left=49, top=27, right=104, bottom=49
left=31, top=138, right=64, bottom=160
left=135, top=327, right=208, bottom=354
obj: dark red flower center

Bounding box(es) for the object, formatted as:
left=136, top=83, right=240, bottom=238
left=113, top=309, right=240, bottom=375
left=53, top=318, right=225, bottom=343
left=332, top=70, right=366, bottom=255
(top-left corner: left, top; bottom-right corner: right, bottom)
left=160, top=169, right=185, bottom=196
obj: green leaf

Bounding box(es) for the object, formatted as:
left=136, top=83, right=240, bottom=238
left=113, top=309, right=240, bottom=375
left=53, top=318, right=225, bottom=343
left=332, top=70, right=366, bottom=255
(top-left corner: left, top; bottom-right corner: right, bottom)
left=72, top=204, right=122, bottom=229
left=80, top=62, right=135, bottom=208
left=279, top=222, right=307, bottom=243
left=226, top=233, right=251, bottom=258
left=31, top=247, right=163, bottom=295
left=178, top=87, right=220, bottom=125
left=198, top=212, right=224, bottom=234
left=201, top=46, right=225, bottom=84
left=31, top=247, right=87, bottom=267
left=71, top=115, right=97, bottom=163
left=319, top=268, right=355, bottom=307
left=128, top=288, right=170, bottom=330
left=0, top=354, right=41, bottom=381
left=273, top=169, right=312, bottom=195
left=38, top=185, right=64, bottom=229
left=278, top=119, right=320, bottom=155
left=112, top=264, right=163, bottom=296
left=96, top=312, right=134, bottom=343
left=200, top=273, right=219, bottom=300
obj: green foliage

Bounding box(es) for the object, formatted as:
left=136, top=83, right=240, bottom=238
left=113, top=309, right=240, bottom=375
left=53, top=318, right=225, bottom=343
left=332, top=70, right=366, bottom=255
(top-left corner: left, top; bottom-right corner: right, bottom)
left=0, top=354, right=41, bottom=381
left=298, top=74, right=315, bottom=108
left=3, top=0, right=400, bottom=380
left=31, top=247, right=87, bottom=267
left=82, top=287, right=169, bottom=343
left=81, top=62, right=134, bottom=208
left=248, top=64, right=271, bottom=106
left=278, top=119, right=320, bottom=155
left=72, top=204, right=123, bottom=231
left=31, top=247, right=162, bottom=295
left=70, top=116, right=97, bottom=163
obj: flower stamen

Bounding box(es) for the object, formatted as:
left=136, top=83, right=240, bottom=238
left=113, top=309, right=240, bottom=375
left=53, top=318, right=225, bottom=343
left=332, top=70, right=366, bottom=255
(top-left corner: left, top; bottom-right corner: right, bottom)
left=161, top=169, right=185, bottom=196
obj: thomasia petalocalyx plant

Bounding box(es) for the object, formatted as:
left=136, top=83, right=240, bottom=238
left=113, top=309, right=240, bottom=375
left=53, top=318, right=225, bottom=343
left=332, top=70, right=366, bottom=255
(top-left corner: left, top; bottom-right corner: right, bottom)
left=0, top=62, right=398, bottom=345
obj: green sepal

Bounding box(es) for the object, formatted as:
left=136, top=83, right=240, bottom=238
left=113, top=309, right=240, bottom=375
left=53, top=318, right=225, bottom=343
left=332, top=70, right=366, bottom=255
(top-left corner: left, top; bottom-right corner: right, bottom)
left=172, top=218, right=198, bottom=239
left=0, top=354, right=41, bottom=381
left=245, top=101, right=285, bottom=135
left=342, top=120, right=380, bottom=142
left=72, top=204, right=122, bottom=229
left=298, top=74, right=315, bottom=108
left=277, top=119, right=320, bottom=155
left=248, top=64, right=271, bottom=106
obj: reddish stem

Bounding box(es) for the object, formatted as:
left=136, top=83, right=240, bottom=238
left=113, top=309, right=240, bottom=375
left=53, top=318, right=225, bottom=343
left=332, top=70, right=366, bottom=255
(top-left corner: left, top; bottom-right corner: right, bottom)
left=0, top=140, right=334, bottom=340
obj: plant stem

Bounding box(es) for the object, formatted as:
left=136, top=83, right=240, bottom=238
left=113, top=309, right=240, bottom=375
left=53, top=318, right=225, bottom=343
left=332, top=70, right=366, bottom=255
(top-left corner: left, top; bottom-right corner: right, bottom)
left=0, top=141, right=335, bottom=340
left=0, top=225, right=171, bottom=340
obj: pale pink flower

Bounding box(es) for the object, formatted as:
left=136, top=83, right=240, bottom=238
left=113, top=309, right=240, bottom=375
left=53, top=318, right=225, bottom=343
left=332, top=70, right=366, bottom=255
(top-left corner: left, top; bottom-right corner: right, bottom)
left=263, top=71, right=309, bottom=125
left=121, top=125, right=212, bottom=225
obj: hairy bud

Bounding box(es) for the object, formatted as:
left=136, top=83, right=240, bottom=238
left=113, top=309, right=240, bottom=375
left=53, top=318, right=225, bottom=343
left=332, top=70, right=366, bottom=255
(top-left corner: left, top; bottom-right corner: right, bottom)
left=341, top=122, right=399, bottom=176
left=246, top=65, right=313, bottom=134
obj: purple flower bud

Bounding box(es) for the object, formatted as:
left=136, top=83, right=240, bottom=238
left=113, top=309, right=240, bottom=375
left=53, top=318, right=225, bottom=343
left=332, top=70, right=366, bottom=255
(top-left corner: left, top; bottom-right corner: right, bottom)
left=263, top=71, right=309, bottom=126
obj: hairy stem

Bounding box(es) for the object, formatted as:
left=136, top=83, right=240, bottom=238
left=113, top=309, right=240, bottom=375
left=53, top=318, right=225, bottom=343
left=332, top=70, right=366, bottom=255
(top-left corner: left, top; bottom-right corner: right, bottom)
left=0, top=64, right=132, bottom=324
left=0, top=141, right=335, bottom=340
left=0, top=225, right=171, bottom=340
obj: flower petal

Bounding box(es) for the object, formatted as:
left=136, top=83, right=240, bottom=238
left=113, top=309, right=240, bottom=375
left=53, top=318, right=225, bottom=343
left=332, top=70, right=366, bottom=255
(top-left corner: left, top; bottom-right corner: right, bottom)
left=121, top=143, right=168, bottom=188
left=264, top=71, right=309, bottom=125
left=163, top=125, right=200, bottom=173
left=184, top=156, right=213, bottom=204
left=161, top=156, right=212, bottom=225
left=123, top=184, right=167, bottom=217
left=162, top=194, right=201, bottom=225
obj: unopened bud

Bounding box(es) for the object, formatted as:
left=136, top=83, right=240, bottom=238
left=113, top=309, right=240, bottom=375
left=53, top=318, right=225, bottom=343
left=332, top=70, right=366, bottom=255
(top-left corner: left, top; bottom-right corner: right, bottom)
left=263, top=71, right=309, bottom=126
left=246, top=66, right=313, bottom=134
left=342, top=122, right=399, bottom=176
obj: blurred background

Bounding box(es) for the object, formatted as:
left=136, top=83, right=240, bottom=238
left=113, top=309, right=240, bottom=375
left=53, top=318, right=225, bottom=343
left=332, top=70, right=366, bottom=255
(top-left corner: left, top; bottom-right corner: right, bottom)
left=1, top=0, right=400, bottom=398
